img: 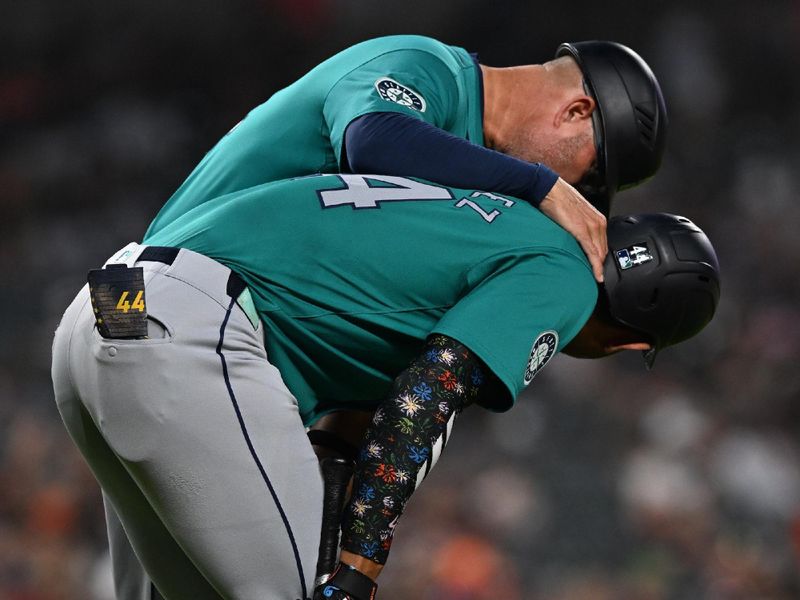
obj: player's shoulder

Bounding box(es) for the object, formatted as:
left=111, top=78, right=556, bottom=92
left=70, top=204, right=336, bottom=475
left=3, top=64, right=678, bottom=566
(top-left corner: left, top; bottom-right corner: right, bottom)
left=495, top=205, right=596, bottom=280
left=440, top=182, right=592, bottom=265
left=351, top=35, right=452, bottom=53
left=342, top=35, right=471, bottom=69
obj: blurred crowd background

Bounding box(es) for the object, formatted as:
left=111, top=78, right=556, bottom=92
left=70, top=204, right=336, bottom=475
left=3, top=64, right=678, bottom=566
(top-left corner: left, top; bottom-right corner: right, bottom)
left=3, top=0, right=800, bottom=598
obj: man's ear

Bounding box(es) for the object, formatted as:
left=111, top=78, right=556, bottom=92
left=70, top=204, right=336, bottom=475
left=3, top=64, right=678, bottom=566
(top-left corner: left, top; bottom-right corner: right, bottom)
left=556, top=96, right=595, bottom=126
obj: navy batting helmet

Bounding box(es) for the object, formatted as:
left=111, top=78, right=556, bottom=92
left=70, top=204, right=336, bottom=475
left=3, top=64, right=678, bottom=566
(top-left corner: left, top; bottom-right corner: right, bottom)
left=556, top=41, right=668, bottom=215
left=601, top=213, right=720, bottom=368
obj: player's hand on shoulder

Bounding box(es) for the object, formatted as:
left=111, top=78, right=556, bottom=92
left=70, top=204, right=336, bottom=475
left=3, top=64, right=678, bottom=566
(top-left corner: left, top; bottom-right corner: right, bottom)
left=313, top=563, right=378, bottom=600
left=539, top=177, right=607, bottom=283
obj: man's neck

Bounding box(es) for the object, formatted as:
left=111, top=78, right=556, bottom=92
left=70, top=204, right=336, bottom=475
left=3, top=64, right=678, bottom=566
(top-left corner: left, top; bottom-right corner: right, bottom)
left=480, top=64, right=546, bottom=152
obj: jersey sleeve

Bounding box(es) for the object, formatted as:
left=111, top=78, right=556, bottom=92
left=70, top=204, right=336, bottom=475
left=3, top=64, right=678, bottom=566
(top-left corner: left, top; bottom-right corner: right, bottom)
left=430, top=250, right=598, bottom=410
left=323, top=49, right=461, bottom=168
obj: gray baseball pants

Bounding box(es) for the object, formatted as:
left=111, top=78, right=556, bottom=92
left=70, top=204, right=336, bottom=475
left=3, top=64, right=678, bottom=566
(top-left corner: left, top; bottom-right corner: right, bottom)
left=51, top=245, right=323, bottom=600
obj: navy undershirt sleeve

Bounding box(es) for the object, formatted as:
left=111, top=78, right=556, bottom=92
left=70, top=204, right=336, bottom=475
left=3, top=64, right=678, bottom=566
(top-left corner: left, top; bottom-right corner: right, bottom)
left=344, top=112, right=559, bottom=206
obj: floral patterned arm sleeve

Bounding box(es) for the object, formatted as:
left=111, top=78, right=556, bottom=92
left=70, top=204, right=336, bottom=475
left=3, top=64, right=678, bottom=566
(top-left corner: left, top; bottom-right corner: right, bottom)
left=340, top=334, right=502, bottom=566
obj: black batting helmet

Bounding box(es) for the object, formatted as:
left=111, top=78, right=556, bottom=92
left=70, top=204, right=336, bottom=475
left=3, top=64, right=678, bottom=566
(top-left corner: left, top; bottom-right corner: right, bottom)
left=556, top=41, right=668, bottom=215
left=601, top=213, right=720, bottom=368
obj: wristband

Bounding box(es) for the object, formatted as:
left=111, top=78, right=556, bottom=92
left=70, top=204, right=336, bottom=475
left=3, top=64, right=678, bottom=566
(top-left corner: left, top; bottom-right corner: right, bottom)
left=322, top=563, right=377, bottom=600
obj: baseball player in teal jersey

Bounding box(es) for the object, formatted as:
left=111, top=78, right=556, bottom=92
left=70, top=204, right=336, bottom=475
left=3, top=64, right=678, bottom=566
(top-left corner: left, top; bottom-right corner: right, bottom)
left=51, top=174, right=718, bottom=599
left=149, top=173, right=597, bottom=423
left=144, top=35, right=669, bottom=284
left=146, top=36, right=485, bottom=231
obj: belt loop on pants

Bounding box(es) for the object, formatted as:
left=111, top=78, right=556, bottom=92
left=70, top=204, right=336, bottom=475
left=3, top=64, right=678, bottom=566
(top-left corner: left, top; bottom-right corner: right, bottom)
left=138, top=246, right=180, bottom=266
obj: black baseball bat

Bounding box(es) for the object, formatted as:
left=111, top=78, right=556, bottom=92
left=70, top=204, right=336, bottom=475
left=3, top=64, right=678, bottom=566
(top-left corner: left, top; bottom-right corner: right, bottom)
left=315, top=456, right=354, bottom=586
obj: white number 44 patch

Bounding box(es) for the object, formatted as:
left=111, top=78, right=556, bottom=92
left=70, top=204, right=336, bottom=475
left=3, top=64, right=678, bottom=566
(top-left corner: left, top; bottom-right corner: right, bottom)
left=616, top=242, right=654, bottom=270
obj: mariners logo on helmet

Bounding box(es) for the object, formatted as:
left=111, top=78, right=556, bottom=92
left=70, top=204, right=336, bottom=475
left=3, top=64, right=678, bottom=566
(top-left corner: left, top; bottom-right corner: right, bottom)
left=524, top=331, right=558, bottom=385
left=375, top=77, right=427, bottom=112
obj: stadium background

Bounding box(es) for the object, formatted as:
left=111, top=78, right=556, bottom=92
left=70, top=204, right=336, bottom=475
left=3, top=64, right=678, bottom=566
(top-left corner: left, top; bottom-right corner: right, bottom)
left=2, top=0, right=800, bottom=597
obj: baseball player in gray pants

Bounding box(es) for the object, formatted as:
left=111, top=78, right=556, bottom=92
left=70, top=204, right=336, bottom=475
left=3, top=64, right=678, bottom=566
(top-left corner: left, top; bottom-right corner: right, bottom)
left=51, top=244, right=322, bottom=599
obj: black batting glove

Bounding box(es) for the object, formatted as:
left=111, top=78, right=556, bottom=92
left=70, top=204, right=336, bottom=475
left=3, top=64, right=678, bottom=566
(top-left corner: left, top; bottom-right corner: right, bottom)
left=312, top=563, right=377, bottom=600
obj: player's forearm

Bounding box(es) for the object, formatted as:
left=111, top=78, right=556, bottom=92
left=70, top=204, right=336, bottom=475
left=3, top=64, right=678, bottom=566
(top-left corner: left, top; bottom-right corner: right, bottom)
left=339, top=335, right=488, bottom=570
left=339, top=549, right=383, bottom=580
left=344, top=112, right=558, bottom=204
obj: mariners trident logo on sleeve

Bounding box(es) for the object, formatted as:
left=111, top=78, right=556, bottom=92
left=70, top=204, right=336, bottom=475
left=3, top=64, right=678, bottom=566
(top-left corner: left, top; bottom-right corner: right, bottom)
left=524, top=331, right=558, bottom=385
left=375, top=77, right=427, bottom=112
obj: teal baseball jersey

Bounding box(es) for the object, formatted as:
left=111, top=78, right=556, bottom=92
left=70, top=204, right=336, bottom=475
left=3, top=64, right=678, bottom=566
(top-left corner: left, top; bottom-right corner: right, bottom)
left=146, top=35, right=483, bottom=238
left=144, top=174, right=597, bottom=425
